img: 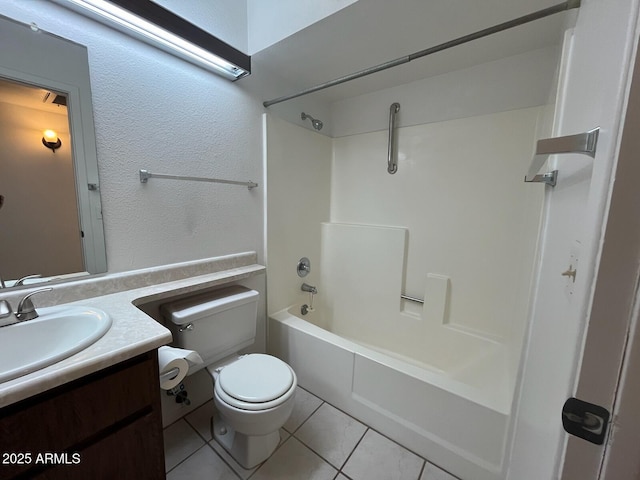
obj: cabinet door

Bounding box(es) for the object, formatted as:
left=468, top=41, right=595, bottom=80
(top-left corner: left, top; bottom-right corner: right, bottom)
left=0, top=352, right=164, bottom=480
left=33, top=413, right=164, bottom=480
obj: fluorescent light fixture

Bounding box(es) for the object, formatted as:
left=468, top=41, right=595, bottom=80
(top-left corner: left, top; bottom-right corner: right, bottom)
left=53, top=0, right=250, bottom=80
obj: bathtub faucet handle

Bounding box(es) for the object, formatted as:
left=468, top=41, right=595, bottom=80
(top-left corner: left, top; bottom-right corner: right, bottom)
left=301, top=283, right=317, bottom=294
left=297, top=257, right=311, bottom=277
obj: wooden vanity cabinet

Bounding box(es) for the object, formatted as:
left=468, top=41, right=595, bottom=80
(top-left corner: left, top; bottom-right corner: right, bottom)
left=0, top=351, right=165, bottom=480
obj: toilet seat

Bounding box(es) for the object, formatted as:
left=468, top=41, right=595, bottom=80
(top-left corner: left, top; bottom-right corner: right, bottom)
left=214, top=354, right=296, bottom=411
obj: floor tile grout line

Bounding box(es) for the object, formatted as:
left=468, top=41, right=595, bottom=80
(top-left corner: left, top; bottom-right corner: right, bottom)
left=341, top=428, right=429, bottom=480
left=337, top=468, right=357, bottom=480
left=191, top=404, right=261, bottom=479
left=417, top=456, right=427, bottom=480
left=285, top=398, right=325, bottom=435
left=295, top=396, right=429, bottom=472
left=254, top=434, right=340, bottom=478
left=165, top=385, right=456, bottom=480
left=312, top=399, right=366, bottom=430
left=163, top=415, right=192, bottom=431
left=183, top=411, right=213, bottom=445
left=287, top=397, right=357, bottom=471
left=183, top=410, right=298, bottom=480
left=360, top=425, right=429, bottom=468
left=335, top=408, right=431, bottom=467
left=328, top=404, right=423, bottom=460
left=202, top=440, right=251, bottom=480
left=306, top=391, right=433, bottom=465
left=165, top=442, right=209, bottom=476
left=336, top=426, right=369, bottom=474
left=291, top=408, right=368, bottom=472
left=183, top=411, right=254, bottom=480
left=246, top=434, right=293, bottom=479
left=164, top=419, right=206, bottom=474
left=163, top=397, right=210, bottom=430
left=293, top=399, right=431, bottom=479
left=290, top=429, right=357, bottom=473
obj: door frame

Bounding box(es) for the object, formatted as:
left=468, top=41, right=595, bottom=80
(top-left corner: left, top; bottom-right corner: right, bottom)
left=561, top=22, right=640, bottom=478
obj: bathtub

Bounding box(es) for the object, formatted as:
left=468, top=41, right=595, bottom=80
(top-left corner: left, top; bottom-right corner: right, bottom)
left=268, top=304, right=511, bottom=480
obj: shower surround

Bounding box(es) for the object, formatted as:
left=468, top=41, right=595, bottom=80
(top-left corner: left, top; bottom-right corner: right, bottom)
left=265, top=102, right=546, bottom=479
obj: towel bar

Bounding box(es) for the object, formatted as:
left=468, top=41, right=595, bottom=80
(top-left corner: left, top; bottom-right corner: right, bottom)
left=525, top=127, right=599, bottom=186
left=140, top=169, right=258, bottom=190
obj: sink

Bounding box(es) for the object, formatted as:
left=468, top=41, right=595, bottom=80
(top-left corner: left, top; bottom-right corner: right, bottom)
left=0, top=305, right=112, bottom=383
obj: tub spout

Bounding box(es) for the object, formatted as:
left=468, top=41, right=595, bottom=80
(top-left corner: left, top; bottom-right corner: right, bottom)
left=301, top=283, right=317, bottom=294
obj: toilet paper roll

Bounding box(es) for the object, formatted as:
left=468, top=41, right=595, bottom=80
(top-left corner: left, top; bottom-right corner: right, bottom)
left=158, top=346, right=203, bottom=390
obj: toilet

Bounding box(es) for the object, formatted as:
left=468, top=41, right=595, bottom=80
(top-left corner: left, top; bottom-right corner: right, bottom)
left=161, top=286, right=297, bottom=468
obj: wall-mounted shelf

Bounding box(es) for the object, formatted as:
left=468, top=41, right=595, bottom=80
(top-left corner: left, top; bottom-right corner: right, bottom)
left=525, top=127, right=600, bottom=187
left=139, top=169, right=258, bottom=190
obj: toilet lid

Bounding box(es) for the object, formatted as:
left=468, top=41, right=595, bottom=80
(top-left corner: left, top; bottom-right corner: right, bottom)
left=218, top=354, right=294, bottom=403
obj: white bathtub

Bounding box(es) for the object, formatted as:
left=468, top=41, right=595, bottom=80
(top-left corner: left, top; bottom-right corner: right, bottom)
left=269, top=304, right=511, bottom=480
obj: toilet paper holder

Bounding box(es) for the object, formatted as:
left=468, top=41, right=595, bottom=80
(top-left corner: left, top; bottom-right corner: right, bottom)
left=157, top=345, right=203, bottom=390
left=160, top=367, right=181, bottom=384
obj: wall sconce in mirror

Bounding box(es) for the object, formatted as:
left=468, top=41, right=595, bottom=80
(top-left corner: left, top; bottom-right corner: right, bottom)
left=42, top=130, right=62, bottom=152
left=52, top=0, right=251, bottom=81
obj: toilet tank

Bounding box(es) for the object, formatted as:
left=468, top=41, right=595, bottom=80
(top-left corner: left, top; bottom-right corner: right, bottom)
left=160, top=286, right=259, bottom=368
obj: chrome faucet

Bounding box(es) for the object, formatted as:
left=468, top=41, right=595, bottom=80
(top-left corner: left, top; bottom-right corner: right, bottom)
left=0, top=288, right=53, bottom=327
left=0, top=273, right=42, bottom=289
left=301, top=283, right=317, bottom=294
left=14, top=274, right=43, bottom=287
left=300, top=283, right=318, bottom=316
left=15, top=288, right=53, bottom=321
left=0, top=287, right=53, bottom=326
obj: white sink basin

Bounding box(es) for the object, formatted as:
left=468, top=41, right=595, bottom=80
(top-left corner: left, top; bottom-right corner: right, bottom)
left=0, top=305, right=112, bottom=383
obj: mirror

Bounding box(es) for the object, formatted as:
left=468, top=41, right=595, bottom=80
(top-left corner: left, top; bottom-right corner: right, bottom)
left=0, top=15, right=106, bottom=288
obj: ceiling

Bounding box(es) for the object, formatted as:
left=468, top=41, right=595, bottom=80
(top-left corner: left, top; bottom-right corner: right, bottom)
left=253, top=0, right=572, bottom=104
left=0, top=78, right=68, bottom=113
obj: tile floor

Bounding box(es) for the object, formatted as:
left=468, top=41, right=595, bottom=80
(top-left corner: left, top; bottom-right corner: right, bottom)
left=164, top=386, right=459, bottom=480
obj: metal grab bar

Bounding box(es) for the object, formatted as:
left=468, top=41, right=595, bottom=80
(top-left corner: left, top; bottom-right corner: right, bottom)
left=401, top=294, right=424, bottom=304
left=139, top=169, right=258, bottom=190
left=525, top=127, right=599, bottom=186
left=388, top=103, right=400, bottom=174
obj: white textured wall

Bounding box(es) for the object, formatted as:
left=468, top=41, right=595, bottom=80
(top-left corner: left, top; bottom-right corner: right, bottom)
left=0, top=1, right=266, bottom=274
left=265, top=114, right=332, bottom=314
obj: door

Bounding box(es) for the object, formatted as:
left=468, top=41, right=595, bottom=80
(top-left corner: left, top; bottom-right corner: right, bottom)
left=506, top=0, right=640, bottom=478
left=560, top=24, right=640, bottom=478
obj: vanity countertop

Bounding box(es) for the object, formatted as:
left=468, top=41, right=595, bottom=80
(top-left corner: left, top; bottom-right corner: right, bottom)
left=0, top=260, right=265, bottom=408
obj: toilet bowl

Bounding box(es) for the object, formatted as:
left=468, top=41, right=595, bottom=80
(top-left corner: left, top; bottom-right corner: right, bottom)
left=208, top=353, right=297, bottom=468
left=160, top=286, right=297, bottom=469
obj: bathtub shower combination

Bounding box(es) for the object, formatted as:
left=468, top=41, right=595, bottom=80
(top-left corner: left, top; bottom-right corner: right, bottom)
left=269, top=224, right=515, bottom=480
left=270, top=303, right=508, bottom=480
left=266, top=101, right=546, bottom=480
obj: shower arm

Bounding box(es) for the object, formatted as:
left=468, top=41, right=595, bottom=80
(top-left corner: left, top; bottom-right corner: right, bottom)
left=301, top=112, right=323, bottom=130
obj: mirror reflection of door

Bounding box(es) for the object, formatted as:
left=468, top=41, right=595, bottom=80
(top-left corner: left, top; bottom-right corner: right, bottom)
left=0, top=77, right=84, bottom=281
